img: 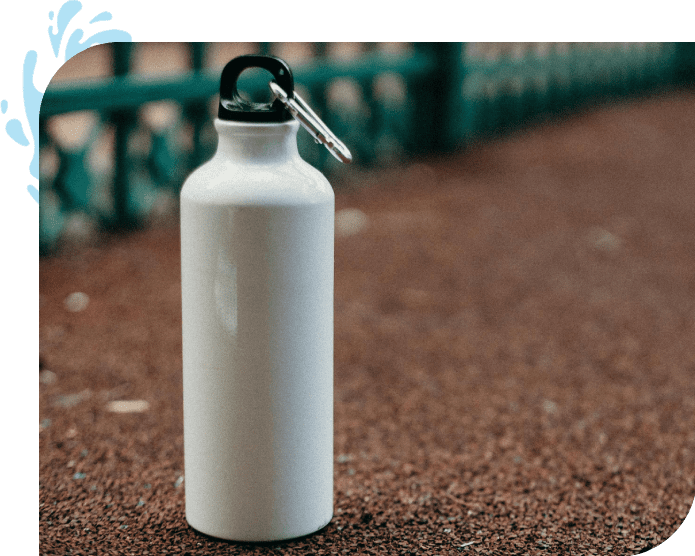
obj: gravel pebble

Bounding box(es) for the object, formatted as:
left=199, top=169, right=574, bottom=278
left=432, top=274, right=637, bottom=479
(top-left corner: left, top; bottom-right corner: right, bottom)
left=106, top=400, right=150, bottom=413
left=39, top=370, right=57, bottom=385
left=64, top=291, right=90, bottom=312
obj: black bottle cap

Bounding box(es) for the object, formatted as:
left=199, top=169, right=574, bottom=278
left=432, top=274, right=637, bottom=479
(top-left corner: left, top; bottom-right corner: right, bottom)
left=218, top=55, right=294, bottom=123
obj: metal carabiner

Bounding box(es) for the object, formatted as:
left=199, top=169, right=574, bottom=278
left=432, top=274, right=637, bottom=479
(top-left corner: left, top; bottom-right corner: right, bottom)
left=269, top=81, right=353, bottom=164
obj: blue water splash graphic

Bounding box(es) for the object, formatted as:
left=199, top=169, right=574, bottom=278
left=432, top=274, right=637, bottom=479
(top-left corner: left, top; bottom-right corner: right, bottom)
left=47, top=2, right=132, bottom=62
left=65, top=28, right=132, bottom=62
left=89, top=12, right=112, bottom=24
left=22, top=51, right=41, bottom=179
left=3, top=54, right=43, bottom=201
left=6, top=117, right=30, bottom=147
left=3, top=0, right=133, bottom=204
left=28, top=185, right=40, bottom=203
left=48, top=0, right=83, bottom=57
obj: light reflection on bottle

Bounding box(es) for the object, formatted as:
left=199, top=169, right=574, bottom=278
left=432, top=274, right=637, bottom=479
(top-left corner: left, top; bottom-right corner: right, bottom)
left=214, top=252, right=237, bottom=336
left=214, top=210, right=238, bottom=336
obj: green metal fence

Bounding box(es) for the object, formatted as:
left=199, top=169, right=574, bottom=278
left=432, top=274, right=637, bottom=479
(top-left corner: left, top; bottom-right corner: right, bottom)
left=39, top=42, right=695, bottom=254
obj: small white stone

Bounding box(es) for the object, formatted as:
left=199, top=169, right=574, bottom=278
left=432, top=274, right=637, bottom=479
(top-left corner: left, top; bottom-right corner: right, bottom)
left=588, top=227, right=621, bottom=252
left=40, top=370, right=57, bottom=385
left=64, top=292, right=90, bottom=313
left=335, top=208, right=368, bottom=237
left=106, top=400, right=150, bottom=413
left=543, top=399, right=558, bottom=414
left=55, top=390, right=91, bottom=408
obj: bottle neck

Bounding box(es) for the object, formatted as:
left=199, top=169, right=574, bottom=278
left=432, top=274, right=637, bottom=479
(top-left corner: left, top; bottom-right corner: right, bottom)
left=214, top=119, right=300, bottom=164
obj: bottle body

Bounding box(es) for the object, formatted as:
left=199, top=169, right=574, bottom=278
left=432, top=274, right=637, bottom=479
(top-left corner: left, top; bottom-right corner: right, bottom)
left=180, top=120, right=334, bottom=541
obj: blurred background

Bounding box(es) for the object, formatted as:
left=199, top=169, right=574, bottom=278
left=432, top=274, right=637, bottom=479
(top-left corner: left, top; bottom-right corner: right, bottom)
left=39, top=43, right=695, bottom=553
left=39, top=42, right=695, bottom=254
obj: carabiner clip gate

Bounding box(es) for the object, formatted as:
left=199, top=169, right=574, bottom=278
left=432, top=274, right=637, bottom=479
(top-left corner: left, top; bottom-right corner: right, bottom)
left=270, top=81, right=353, bottom=164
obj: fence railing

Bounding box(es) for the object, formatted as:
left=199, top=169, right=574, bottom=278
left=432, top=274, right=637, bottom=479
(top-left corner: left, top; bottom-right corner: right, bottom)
left=39, top=42, right=694, bottom=254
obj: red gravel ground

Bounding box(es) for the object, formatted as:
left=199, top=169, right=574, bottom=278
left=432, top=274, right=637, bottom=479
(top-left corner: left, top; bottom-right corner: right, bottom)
left=40, top=90, right=695, bottom=555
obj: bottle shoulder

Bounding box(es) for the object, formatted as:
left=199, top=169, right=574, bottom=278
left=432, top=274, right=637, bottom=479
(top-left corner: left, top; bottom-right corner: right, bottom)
left=181, top=155, right=334, bottom=206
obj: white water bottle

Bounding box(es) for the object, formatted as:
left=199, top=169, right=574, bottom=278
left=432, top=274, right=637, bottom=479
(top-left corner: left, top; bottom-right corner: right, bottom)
left=180, top=55, right=351, bottom=542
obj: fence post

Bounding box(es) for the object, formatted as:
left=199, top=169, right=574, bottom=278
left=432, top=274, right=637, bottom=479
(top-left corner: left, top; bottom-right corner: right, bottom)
left=308, top=43, right=329, bottom=170
left=258, top=42, right=272, bottom=56
left=357, top=42, right=378, bottom=167
left=184, top=43, right=208, bottom=171
left=410, top=43, right=465, bottom=157
left=110, top=42, right=137, bottom=229
left=674, top=42, right=695, bottom=86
